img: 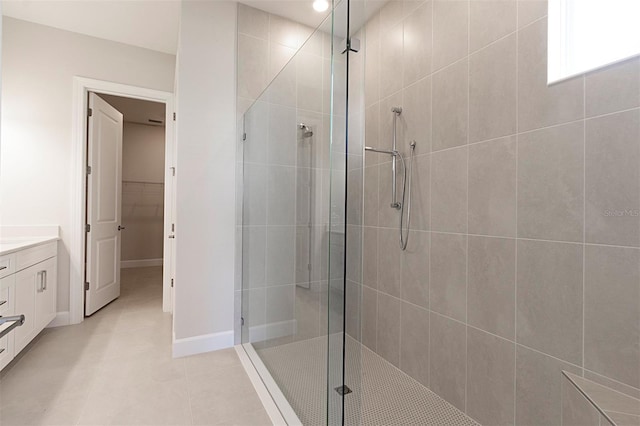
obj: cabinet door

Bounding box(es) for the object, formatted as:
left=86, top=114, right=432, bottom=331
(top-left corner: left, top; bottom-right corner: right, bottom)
left=0, top=274, right=16, bottom=370
left=35, top=257, right=57, bottom=331
left=14, top=266, right=38, bottom=353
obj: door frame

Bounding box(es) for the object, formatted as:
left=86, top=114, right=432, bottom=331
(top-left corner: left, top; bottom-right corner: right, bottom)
left=70, top=77, right=175, bottom=325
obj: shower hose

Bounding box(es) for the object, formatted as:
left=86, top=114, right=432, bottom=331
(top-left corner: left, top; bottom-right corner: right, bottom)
left=398, top=141, right=416, bottom=251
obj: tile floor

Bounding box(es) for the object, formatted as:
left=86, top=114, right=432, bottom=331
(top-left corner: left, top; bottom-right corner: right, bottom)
left=0, top=267, right=270, bottom=426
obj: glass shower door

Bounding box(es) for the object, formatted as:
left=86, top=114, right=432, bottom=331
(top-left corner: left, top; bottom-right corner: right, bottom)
left=238, top=1, right=358, bottom=423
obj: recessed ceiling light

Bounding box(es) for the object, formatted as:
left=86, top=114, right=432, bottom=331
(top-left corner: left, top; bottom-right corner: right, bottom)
left=313, top=0, right=329, bottom=12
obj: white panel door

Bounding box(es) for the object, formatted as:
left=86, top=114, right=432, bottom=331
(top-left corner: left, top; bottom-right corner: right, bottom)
left=85, top=93, right=123, bottom=316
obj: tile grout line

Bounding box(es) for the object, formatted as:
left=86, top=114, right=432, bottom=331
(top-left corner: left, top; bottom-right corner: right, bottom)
left=514, top=3, right=520, bottom=423
left=582, top=67, right=587, bottom=379
left=427, top=0, right=434, bottom=391
left=464, top=0, right=470, bottom=415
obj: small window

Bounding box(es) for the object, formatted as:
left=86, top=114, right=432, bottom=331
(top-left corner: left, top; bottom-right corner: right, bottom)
left=548, top=0, right=640, bottom=84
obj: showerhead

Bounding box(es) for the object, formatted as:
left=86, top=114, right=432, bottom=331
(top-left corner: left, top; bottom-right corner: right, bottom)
left=391, top=106, right=402, bottom=115
left=299, top=123, right=313, bottom=138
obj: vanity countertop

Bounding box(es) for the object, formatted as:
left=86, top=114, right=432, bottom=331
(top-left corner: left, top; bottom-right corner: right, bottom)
left=0, top=237, right=59, bottom=256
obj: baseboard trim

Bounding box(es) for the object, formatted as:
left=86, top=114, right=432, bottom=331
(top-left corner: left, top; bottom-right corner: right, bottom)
left=172, top=330, right=234, bottom=358
left=121, top=258, right=163, bottom=268
left=47, top=311, right=70, bottom=328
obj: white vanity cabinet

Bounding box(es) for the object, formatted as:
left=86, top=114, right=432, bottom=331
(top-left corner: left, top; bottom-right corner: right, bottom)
left=0, top=239, right=58, bottom=370
left=0, top=274, right=16, bottom=370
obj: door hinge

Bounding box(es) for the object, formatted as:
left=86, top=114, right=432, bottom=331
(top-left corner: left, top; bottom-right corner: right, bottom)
left=88, top=108, right=93, bottom=117
left=171, top=223, right=175, bottom=232
left=86, top=165, right=92, bottom=175
left=170, top=166, right=175, bottom=176
left=85, top=224, right=91, bottom=233
left=173, top=112, right=176, bottom=121
left=242, top=132, right=247, bottom=141
left=85, top=282, right=90, bottom=291
left=241, top=317, right=245, bottom=326
left=171, top=278, right=174, bottom=288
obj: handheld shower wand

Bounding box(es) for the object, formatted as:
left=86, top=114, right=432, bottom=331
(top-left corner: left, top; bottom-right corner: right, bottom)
left=365, top=107, right=416, bottom=250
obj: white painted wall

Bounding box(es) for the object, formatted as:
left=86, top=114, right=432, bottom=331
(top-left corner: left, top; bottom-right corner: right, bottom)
left=121, top=122, right=165, bottom=263
left=173, top=0, right=237, bottom=350
left=122, top=123, right=165, bottom=183
left=0, top=17, right=175, bottom=312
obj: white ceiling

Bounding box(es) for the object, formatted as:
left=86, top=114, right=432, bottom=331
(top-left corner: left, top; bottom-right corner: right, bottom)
left=99, top=94, right=166, bottom=127
left=2, top=0, right=181, bottom=54
left=1, top=0, right=385, bottom=55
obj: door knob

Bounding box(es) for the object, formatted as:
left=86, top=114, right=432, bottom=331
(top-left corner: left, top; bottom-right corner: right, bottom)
left=118, top=225, right=126, bottom=231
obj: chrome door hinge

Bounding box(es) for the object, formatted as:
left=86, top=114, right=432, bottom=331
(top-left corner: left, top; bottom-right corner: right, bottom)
left=86, top=165, right=92, bottom=175
left=171, top=223, right=175, bottom=232
left=85, top=224, right=91, bottom=232
left=170, top=167, right=175, bottom=176
left=171, top=278, right=174, bottom=288
left=173, top=112, right=176, bottom=121
left=342, top=37, right=361, bottom=54
left=85, top=282, right=90, bottom=291
left=242, top=132, right=247, bottom=141
left=241, top=317, right=245, bottom=326
left=88, top=108, right=93, bottom=117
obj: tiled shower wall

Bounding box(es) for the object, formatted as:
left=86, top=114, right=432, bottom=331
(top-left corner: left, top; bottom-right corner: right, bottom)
left=235, top=4, right=344, bottom=345
left=361, top=0, right=640, bottom=425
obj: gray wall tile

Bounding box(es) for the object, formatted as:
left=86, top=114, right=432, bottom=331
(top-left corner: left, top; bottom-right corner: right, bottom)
left=433, top=60, right=469, bottom=152
left=468, top=136, right=517, bottom=237
left=363, top=226, right=378, bottom=289
left=377, top=293, right=402, bottom=366
left=408, top=153, right=430, bottom=231
left=400, top=302, right=430, bottom=386
left=469, top=0, right=517, bottom=52
left=267, top=166, right=296, bottom=226
left=403, top=2, right=433, bottom=87
left=469, top=34, right=517, bottom=143
left=362, top=286, right=378, bottom=351
left=586, top=58, right=640, bottom=118
left=364, top=165, right=379, bottom=227
left=468, top=236, right=516, bottom=339
left=433, top=0, right=469, bottom=71
left=266, top=227, right=296, bottom=286
left=378, top=227, right=402, bottom=298
left=430, top=232, right=467, bottom=321
left=430, top=312, right=467, bottom=411
left=431, top=147, right=468, bottom=233
left=517, top=240, right=583, bottom=365
left=238, top=4, right=269, bottom=39
left=402, top=77, right=432, bottom=155
left=585, top=110, right=640, bottom=247
left=584, top=245, right=640, bottom=389
left=401, top=230, right=430, bottom=308
left=517, top=0, right=547, bottom=28
left=518, top=18, right=584, bottom=132
left=518, top=122, right=584, bottom=242
left=380, top=22, right=404, bottom=99
left=516, top=345, right=582, bottom=426
left=467, top=327, right=516, bottom=426
left=237, top=34, right=269, bottom=100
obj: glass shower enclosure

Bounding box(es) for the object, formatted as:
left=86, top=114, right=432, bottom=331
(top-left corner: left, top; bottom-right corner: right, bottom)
left=238, top=0, right=364, bottom=424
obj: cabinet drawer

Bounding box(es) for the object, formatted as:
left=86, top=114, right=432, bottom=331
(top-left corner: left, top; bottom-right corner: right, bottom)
left=0, top=253, right=16, bottom=279
left=0, top=275, right=15, bottom=316
left=0, top=331, right=13, bottom=370
left=16, top=242, right=57, bottom=272
left=0, top=287, right=10, bottom=316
